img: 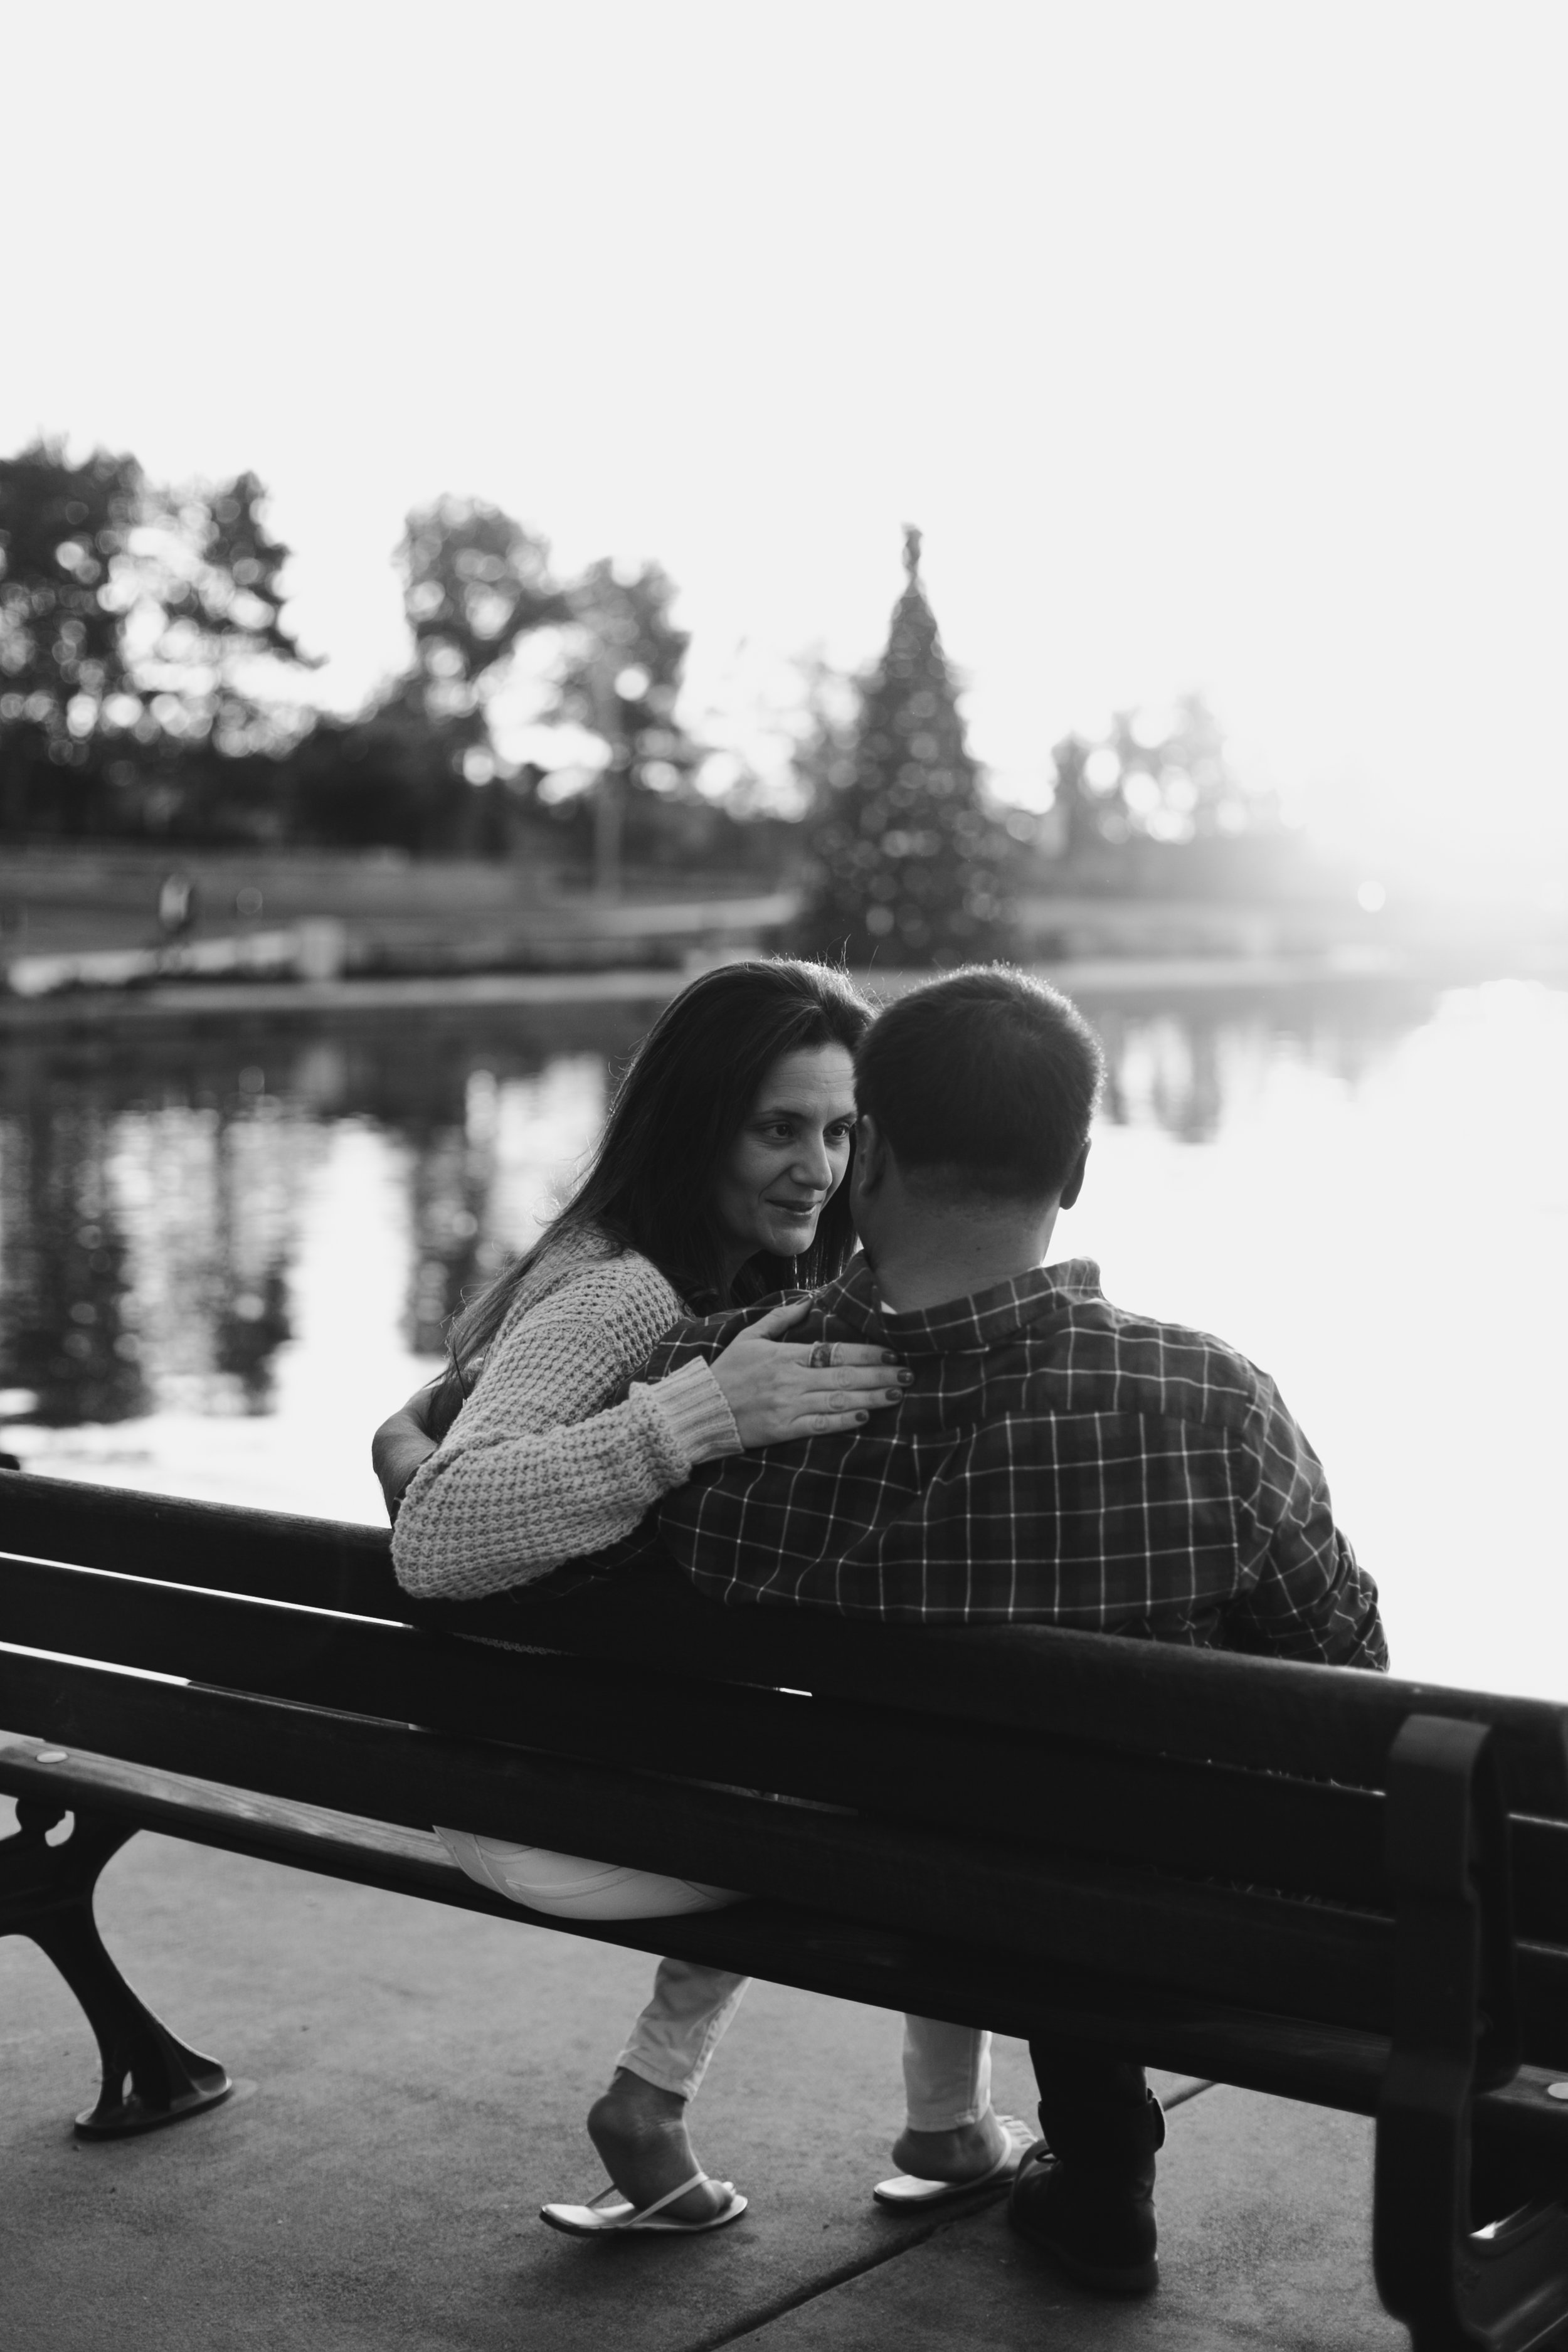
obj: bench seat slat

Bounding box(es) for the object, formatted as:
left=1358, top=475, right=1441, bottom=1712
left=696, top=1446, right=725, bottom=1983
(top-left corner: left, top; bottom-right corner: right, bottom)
left=18, top=1648, right=1563, bottom=2069
left=9, top=1554, right=1568, bottom=1946
left=1, top=1642, right=1411, bottom=2038
left=4, top=1734, right=1565, bottom=2188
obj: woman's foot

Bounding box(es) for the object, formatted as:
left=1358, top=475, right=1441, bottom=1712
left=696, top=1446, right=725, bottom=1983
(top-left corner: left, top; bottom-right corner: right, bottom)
left=586, top=2069, right=733, bottom=2225
left=891, top=2104, right=1011, bottom=2185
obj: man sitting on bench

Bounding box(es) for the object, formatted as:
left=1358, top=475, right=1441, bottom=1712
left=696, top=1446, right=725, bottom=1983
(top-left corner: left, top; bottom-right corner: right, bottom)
left=637, top=962, right=1388, bottom=2296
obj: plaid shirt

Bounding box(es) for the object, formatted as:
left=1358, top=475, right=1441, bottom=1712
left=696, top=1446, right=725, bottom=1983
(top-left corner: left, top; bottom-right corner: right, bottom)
left=644, top=1258, right=1385, bottom=1667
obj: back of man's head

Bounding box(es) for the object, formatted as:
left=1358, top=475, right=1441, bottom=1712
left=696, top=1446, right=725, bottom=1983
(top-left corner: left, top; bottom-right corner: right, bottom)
left=856, top=967, right=1104, bottom=1203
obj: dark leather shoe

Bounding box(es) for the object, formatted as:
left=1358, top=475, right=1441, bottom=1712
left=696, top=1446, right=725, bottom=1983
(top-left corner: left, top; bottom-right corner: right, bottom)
left=1008, top=2143, right=1158, bottom=2296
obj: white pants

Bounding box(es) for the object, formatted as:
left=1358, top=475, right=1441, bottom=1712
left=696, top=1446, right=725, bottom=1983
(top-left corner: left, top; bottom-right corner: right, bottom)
left=899, top=2011, right=993, bottom=2132
left=616, top=1959, right=752, bottom=2102
left=617, top=1959, right=992, bottom=2130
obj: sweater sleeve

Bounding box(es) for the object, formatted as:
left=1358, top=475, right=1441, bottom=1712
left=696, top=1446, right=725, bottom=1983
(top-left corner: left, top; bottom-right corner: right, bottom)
left=390, top=1258, right=739, bottom=1602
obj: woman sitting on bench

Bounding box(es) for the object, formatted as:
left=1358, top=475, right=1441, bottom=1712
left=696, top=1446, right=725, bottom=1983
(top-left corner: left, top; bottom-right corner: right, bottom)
left=374, top=958, right=955, bottom=2236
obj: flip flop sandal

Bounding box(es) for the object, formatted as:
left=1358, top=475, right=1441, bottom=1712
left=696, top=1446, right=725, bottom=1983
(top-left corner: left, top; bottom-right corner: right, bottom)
left=872, top=2115, right=1039, bottom=2209
left=540, top=2170, right=748, bottom=2237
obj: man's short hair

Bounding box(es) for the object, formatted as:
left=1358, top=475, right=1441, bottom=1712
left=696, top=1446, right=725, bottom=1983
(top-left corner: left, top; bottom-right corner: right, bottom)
left=856, top=967, right=1104, bottom=1202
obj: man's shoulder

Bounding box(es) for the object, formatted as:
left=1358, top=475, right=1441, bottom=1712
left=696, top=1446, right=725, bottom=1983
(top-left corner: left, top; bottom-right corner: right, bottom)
left=1036, top=1263, right=1281, bottom=1432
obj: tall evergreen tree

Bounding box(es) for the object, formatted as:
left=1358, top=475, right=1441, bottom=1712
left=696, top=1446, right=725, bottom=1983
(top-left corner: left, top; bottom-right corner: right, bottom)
left=799, top=528, right=1012, bottom=965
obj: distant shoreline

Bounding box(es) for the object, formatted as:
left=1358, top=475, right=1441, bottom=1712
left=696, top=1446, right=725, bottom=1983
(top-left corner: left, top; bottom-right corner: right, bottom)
left=2, top=950, right=1552, bottom=1032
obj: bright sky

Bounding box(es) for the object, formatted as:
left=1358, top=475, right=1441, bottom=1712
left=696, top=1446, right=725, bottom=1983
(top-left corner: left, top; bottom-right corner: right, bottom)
left=6, top=1, right=1566, bottom=876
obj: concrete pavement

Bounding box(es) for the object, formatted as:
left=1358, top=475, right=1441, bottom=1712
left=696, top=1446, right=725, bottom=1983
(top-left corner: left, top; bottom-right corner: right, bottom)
left=1, top=1802, right=1407, bottom=2351
left=733, top=2087, right=1406, bottom=2352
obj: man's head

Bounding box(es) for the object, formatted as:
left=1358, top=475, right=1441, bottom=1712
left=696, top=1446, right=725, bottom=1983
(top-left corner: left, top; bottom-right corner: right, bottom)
left=850, top=968, right=1104, bottom=1289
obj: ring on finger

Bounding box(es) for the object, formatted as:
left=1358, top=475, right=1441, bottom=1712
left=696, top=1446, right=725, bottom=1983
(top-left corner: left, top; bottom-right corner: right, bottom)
left=808, top=1340, right=836, bottom=1369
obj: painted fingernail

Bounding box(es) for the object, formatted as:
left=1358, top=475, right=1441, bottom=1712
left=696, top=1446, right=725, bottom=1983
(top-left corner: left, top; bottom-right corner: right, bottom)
left=855, top=1411, right=869, bottom=1423
left=896, top=1370, right=914, bottom=1384
left=881, top=1352, right=899, bottom=1365
left=886, top=1389, right=903, bottom=1402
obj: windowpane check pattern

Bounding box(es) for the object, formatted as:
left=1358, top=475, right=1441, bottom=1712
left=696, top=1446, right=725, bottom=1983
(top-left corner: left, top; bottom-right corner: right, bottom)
left=645, top=1259, right=1385, bottom=1668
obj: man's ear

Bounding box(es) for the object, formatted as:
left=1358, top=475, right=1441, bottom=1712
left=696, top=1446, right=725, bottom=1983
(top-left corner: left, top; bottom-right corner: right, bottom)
left=1059, top=1138, right=1091, bottom=1212
left=854, top=1113, right=887, bottom=1194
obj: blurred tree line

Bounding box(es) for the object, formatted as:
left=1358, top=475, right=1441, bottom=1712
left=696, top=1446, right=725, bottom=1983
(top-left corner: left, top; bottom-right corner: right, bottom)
left=1034, top=698, right=1304, bottom=902
left=0, top=441, right=783, bottom=879
left=0, top=441, right=312, bottom=840
left=3, top=437, right=1296, bottom=963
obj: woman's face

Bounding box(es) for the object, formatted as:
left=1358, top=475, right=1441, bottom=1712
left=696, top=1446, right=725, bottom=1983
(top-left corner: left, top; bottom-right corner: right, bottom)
left=712, top=1042, right=858, bottom=1269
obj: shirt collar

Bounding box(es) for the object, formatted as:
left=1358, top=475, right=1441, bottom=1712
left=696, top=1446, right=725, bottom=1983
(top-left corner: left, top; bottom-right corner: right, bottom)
left=816, top=1256, right=1105, bottom=1356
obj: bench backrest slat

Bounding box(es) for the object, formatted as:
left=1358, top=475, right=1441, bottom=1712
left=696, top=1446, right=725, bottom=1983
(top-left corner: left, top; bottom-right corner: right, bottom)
left=485, top=1580, right=1568, bottom=1820
left=6, top=1469, right=1566, bottom=1817
left=0, top=1641, right=1408, bottom=2035
left=0, top=1468, right=398, bottom=1614
left=13, top=1638, right=1568, bottom=2069
left=6, top=1543, right=1568, bottom=1943
left=1, top=1552, right=1397, bottom=1908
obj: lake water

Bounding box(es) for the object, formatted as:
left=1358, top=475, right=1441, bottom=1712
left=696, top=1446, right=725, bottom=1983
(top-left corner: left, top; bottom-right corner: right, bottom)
left=3, top=975, right=1565, bottom=1700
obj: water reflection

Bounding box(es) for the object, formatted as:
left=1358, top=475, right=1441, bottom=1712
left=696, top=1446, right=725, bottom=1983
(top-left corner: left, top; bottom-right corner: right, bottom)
left=3, top=977, right=1565, bottom=1703
left=0, top=1099, right=147, bottom=1424
left=0, top=1008, right=647, bottom=1432
left=110, top=1098, right=319, bottom=1417
left=0, top=980, right=1433, bottom=1433
left=1096, top=995, right=1402, bottom=1145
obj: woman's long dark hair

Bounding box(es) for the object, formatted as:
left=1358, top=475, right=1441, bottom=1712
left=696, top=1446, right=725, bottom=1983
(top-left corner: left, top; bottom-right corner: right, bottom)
left=445, top=958, right=873, bottom=1385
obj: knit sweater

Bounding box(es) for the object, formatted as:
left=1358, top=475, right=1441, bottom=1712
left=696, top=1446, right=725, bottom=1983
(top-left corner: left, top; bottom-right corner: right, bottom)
left=390, top=1227, right=741, bottom=1601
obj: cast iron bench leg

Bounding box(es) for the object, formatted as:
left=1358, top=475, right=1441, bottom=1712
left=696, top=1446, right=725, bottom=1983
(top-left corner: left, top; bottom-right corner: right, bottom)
left=1374, top=1715, right=1568, bottom=2351
left=0, top=1795, right=231, bottom=2136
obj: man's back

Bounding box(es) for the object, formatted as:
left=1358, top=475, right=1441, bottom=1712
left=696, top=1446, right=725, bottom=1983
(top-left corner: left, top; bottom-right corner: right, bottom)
left=639, top=961, right=1387, bottom=2298
left=646, top=1256, right=1385, bottom=1668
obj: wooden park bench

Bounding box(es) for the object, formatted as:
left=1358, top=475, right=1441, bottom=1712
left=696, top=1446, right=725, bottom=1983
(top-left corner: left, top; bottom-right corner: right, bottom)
left=3, top=1464, right=1568, bottom=2351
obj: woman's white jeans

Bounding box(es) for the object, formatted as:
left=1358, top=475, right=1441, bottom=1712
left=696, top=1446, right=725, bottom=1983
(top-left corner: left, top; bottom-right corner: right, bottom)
left=617, top=1959, right=992, bottom=2129
left=900, top=2012, right=994, bottom=2132
left=616, top=1959, right=751, bottom=2103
